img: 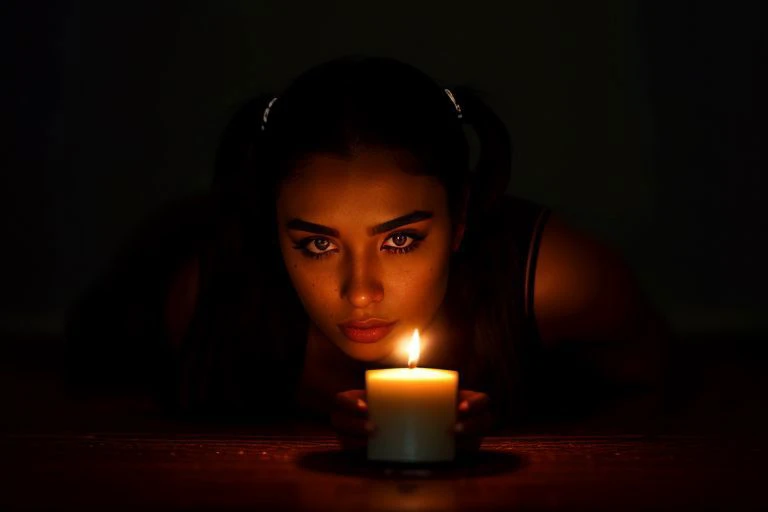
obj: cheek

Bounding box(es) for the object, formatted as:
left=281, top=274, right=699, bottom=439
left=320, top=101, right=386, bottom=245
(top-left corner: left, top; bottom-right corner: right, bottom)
left=384, top=248, right=451, bottom=311
left=286, top=261, right=338, bottom=309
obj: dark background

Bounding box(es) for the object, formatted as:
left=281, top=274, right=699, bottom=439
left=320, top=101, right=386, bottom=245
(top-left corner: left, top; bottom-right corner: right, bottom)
left=1, top=1, right=765, bottom=431
left=3, top=0, right=765, bottom=340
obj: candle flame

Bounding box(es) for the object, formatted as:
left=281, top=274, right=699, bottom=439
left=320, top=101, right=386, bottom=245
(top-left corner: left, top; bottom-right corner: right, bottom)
left=407, top=329, right=420, bottom=369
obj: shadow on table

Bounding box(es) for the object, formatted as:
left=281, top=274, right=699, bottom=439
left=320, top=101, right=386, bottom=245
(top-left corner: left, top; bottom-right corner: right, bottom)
left=297, top=448, right=526, bottom=480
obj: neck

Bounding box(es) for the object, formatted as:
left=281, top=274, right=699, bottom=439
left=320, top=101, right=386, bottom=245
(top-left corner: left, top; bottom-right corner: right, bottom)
left=306, top=323, right=368, bottom=377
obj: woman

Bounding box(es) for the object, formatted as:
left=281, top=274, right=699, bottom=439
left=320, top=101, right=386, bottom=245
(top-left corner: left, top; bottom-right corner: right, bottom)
left=67, top=57, right=669, bottom=449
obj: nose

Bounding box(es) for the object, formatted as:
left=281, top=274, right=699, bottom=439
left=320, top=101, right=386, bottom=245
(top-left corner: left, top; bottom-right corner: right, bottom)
left=341, top=251, right=384, bottom=309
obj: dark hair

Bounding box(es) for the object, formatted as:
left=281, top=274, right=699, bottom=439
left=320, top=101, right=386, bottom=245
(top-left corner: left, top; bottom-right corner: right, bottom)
left=217, top=57, right=511, bottom=228
left=262, top=58, right=469, bottom=221
left=194, top=57, right=526, bottom=424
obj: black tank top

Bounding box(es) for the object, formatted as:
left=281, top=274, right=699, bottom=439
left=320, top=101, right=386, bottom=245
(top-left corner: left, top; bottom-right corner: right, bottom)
left=497, top=195, right=551, bottom=338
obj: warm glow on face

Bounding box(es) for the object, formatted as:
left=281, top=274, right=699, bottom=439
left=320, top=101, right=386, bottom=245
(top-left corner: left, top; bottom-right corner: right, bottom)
left=407, top=329, right=420, bottom=368
left=276, top=152, right=454, bottom=364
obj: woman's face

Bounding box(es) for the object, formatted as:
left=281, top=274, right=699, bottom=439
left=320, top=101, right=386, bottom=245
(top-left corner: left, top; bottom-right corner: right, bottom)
left=276, top=151, right=459, bottom=364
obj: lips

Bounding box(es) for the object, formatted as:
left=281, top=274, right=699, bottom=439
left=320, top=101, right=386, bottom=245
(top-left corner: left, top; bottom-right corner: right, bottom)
left=338, top=319, right=397, bottom=344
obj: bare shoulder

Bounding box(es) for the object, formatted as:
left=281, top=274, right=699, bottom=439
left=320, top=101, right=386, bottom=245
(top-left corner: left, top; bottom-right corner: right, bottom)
left=533, top=214, right=651, bottom=348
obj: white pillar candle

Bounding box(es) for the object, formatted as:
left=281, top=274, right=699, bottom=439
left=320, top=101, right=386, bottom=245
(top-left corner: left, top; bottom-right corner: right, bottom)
left=366, top=330, right=458, bottom=463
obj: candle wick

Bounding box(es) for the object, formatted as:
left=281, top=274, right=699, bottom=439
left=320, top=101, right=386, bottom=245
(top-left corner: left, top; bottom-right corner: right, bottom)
left=408, top=361, right=416, bottom=369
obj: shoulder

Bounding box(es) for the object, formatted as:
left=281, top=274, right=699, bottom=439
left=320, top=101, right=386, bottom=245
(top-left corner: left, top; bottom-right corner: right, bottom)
left=533, top=214, right=648, bottom=347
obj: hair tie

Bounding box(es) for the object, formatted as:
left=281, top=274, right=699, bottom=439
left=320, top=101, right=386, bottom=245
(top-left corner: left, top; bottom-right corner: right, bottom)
left=261, top=97, right=279, bottom=131
left=261, top=91, right=460, bottom=130
left=444, top=89, right=463, bottom=120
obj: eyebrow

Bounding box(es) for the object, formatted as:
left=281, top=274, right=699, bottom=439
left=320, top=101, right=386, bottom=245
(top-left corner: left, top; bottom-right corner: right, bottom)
left=369, top=210, right=433, bottom=235
left=286, top=219, right=339, bottom=237
left=286, top=210, right=434, bottom=237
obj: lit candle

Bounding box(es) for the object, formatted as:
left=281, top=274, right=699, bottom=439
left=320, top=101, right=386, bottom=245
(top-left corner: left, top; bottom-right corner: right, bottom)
left=366, top=329, right=459, bottom=462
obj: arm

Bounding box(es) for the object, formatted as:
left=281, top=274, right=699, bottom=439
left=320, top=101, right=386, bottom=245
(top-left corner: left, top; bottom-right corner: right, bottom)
left=532, top=215, right=671, bottom=424
left=64, top=196, right=210, bottom=399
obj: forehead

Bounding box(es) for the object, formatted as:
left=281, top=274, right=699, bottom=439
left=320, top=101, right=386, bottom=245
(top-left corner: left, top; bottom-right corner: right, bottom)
left=276, top=152, right=448, bottom=221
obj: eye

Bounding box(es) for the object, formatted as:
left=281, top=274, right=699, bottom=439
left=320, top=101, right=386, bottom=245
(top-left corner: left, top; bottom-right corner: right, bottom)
left=381, top=231, right=425, bottom=253
left=310, top=238, right=331, bottom=253
left=388, top=233, right=411, bottom=248
left=294, top=237, right=338, bottom=258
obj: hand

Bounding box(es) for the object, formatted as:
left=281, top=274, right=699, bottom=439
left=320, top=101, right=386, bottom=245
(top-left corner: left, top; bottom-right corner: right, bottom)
left=332, top=389, right=372, bottom=451
left=454, top=390, right=494, bottom=454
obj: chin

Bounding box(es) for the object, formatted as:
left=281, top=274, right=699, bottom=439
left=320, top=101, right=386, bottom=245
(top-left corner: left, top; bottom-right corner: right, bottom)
left=339, top=340, right=395, bottom=364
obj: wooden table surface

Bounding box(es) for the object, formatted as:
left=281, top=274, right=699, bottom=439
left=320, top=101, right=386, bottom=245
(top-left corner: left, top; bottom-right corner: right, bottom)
left=3, top=431, right=765, bottom=511
left=2, top=335, right=768, bottom=510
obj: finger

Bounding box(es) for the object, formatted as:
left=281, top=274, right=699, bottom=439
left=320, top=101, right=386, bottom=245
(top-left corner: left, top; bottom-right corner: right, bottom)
left=334, top=390, right=368, bottom=416
left=331, top=411, right=375, bottom=438
left=457, top=391, right=490, bottom=416
left=457, top=391, right=472, bottom=413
